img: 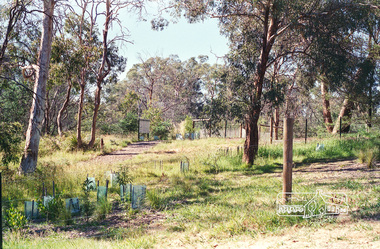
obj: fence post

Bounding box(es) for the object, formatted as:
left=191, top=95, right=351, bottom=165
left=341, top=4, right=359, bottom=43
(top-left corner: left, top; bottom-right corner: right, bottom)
left=340, top=117, right=342, bottom=139
left=224, top=120, right=227, bottom=138
left=305, top=118, right=307, bottom=144
left=283, top=117, right=294, bottom=203
left=106, top=180, right=109, bottom=199
left=138, top=118, right=140, bottom=141
left=270, top=116, right=274, bottom=144
left=52, top=181, right=55, bottom=198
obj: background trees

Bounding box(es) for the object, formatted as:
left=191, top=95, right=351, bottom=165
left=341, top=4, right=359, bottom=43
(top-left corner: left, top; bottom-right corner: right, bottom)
left=177, top=0, right=380, bottom=164
left=0, top=0, right=379, bottom=173
left=125, top=56, right=207, bottom=122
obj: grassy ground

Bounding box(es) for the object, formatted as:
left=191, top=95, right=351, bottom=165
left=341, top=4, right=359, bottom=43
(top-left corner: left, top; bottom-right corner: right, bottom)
left=2, top=133, right=380, bottom=248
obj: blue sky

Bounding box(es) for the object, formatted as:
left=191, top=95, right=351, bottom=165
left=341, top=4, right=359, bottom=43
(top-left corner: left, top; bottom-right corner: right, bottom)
left=116, top=7, right=230, bottom=79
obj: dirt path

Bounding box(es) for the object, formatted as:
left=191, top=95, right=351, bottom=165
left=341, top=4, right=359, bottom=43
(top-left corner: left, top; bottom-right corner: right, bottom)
left=162, top=159, right=380, bottom=249
left=90, top=141, right=159, bottom=165
left=268, top=159, right=380, bottom=186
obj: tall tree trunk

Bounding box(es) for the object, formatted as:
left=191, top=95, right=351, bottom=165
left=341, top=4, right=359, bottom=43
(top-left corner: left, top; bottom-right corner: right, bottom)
left=57, top=80, right=72, bottom=136
left=332, top=97, right=354, bottom=134
left=88, top=83, right=101, bottom=147
left=243, top=113, right=259, bottom=165
left=77, top=77, right=85, bottom=148
left=19, top=0, right=55, bottom=174
left=321, top=80, right=334, bottom=133
left=88, top=0, right=110, bottom=148
left=242, top=6, right=278, bottom=164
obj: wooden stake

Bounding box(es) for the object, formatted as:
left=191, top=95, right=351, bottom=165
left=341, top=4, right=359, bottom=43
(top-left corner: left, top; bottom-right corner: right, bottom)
left=224, top=120, right=227, bottom=138
left=270, top=116, right=274, bottom=144
left=283, top=118, right=294, bottom=203
left=305, top=118, right=308, bottom=144
left=52, top=181, right=55, bottom=198
left=106, top=180, right=109, bottom=199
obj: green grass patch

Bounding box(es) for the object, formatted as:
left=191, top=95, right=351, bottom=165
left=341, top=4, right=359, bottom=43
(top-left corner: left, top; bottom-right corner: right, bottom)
left=3, top=134, right=380, bottom=247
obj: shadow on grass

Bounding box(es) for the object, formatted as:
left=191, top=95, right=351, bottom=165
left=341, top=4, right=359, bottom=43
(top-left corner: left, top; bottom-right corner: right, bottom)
left=351, top=198, right=380, bottom=221
left=27, top=208, right=160, bottom=240
left=311, top=179, right=370, bottom=190
left=294, top=157, right=356, bottom=168
left=243, top=163, right=282, bottom=175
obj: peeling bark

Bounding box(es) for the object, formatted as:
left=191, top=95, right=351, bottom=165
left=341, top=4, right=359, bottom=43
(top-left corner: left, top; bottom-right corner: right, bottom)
left=19, top=0, right=55, bottom=174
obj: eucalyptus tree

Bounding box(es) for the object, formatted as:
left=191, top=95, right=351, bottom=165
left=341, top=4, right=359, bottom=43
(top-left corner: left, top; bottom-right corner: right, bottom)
left=125, top=55, right=205, bottom=122
left=1, top=1, right=43, bottom=173
left=19, top=0, right=56, bottom=174
left=0, top=0, right=36, bottom=127
left=63, top=7, right=99, bottom=147
left=178, top=0, right=380, bottom=164
left=334, top=5, right=380, bottom=132
left=178, top=0, right=332, bottom=164
left=298, top=1, right=379, bottom=133
left=127, top=56, right=169, bottom=110
left=297, top=1, right=360, bottom=133
left=87, top=0, right=132, bottom=148
left=0, top=0, right=37, bottom=106
left=200, top=63, right=231, bottom=135
left=0, top=0, right=30, bottom=67
left=64, top=0, right=131, bottom=148
left=49, top=35, right=84, bottom=136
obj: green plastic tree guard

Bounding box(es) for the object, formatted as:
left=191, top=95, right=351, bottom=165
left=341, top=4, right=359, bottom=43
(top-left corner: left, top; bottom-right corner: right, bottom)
left=132, top=185, right=146, bottom=209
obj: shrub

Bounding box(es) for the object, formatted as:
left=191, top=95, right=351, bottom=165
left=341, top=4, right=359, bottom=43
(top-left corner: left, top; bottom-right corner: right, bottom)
left=142, top=107, right=172, bottom=139
left=0, top=122, right=22, bottom=168
left=184, top=116, right=195, bottom=135
left=116, top=165, right=133, bottom=186
left=151, top=121, right=172, bottom=139
left=39, top=195, right=65, bottom=222
left=358, top=148, right=379, bottom=169
left=5, top=203, right=27, bottom=231
left=119, top=112, right=138, bottom=135
left=60, top=133, right=78, bottom=151
left=100, top=123, right=122, bottom=135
